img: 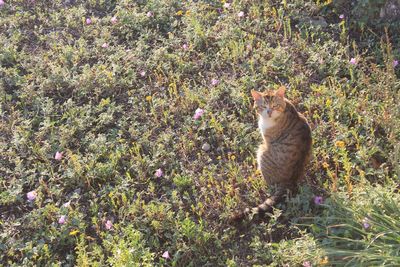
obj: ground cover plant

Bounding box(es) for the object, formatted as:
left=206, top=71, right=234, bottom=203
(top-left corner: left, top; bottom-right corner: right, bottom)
left=1, top=0, right=399, bottom=266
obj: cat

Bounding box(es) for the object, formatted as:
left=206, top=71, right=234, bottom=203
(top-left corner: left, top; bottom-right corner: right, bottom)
left=231, top=86, right=312, bottom=221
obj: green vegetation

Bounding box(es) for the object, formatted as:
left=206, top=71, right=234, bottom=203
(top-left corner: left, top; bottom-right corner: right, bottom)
left=1, top=0, right=399, bottom=266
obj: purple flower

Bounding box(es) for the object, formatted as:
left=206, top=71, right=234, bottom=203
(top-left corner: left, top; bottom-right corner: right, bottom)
left=27, top=191, right=37, bottom=202
left=86, top=18, right=92, bottom=25
left=362, top=217, right=370, bottom=229
left=303, top=261, right=312, bottom=267
left=162, top=251, right=170, bottom=259
left=140, top=70, right=146, bottom=77
left=182, top=43, right=189, bottom=50
left=193, top=108, right=205, bottom=120
left=393, top=60, right=398, bottom=68
left=54, top=151, right=63, bottom=161
left=0, top=0, right=4, bottom=7
left=58, top=215, right=67, bottom=224
left=350, top=58, right=357, bottom=65
left=313, top=196, right=323, bottom=205
left=105, top=220, right=113, bottom=230
left=155, top=168, right=163, bottom=177
left=147, top=11, right=153, bottom=17
left=339, top=14, right=345, bottom=19
left=238, top=11, right=244, bottom=18
left=211, top=78, right=219, bottom=86
left=102, top=43, right=109, bottom=48
left=111, top=16, right=118, bottom=24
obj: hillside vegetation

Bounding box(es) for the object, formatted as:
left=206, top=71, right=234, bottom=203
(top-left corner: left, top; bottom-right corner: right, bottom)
left=1, top=0, right=399, bottom=266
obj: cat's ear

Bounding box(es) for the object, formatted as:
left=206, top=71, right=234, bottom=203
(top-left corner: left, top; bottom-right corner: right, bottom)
left=251, top=90, right=263, bottom=101
left=275, top=86, right=286, bottom=98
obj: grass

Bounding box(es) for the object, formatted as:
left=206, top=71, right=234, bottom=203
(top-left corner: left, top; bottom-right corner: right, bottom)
left=1, top=0, right=399, bottom=266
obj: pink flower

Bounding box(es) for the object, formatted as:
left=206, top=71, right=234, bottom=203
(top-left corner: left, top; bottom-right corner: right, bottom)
left=102, top=43, right=109, bottom=48
left=238, top=11, right=244, bottom=18
left=303, top=261, right=312, bottom=267
left=350, top=58, right=357, bottom=65
left=182, top=43, right=188, bottom=50
left=193, top=108, right=204, bottom=120
left=362, top=217, right=370, bottom=229
left=54, top=151, right=63, bottom=161
left=105, top=220, right=113, bottom=230
left=147, top=11, right=153, bottom=17
left=162, top=251, right=170, bottom=259
left=339, top=14, right=345, bottom=19
left=86, top=18, right=92, bottom=25
left=393, top=60, right=398, bottom=68
left=140, top=70, right=146, bottom=77
left=111, top=16, right=118, bottom=24
left=58, top=215, right=67, bottom=224
left=313, top=196, right=323, bottom=205
left=223, top=3, right=231, bottom=8
left=155, top=168, right=163, bottom=177
left=27, top=191, right=37, bottom=202
left=0, top=0, right=4, bottom=7
left=211, top=78, right=219, bottom=86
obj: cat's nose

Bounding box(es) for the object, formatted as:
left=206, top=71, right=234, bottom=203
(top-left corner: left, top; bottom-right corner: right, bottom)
left=267, top=108, right=273, bottom=117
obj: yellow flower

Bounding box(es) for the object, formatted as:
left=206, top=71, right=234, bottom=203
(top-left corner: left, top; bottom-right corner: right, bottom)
left=322, top=162, right=329, bottom=169
left=230, top=155, right=236, bottom=160
left=146, top=95, right=152, bottom=102
left=335, top=140, right=345, bottom=148
left=185, top=10, right=191, bottom=16
left=319, top=256, right=329, bottom=265
left=176, top=10, right=184, bottom=16
left=69, top=230, right=79, bottom=236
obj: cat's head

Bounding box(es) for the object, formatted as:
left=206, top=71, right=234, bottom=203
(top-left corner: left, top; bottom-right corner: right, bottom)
left=251, top=86, right=286, bottom=119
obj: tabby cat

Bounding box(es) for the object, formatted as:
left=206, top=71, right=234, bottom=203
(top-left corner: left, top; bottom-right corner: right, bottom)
left=232, top=86, right=312, bottom=221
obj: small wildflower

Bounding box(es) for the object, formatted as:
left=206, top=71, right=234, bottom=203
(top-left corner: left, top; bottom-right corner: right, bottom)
left=185, top=10, right=191, bottom=16
left=0, top=0, right=4, bottom=7
left=349, top=58, right=357, bottom=65
left=319, top=256, right=329, bottom=265
left=193, top=108, right=204, bottom=120
left=27, top=191, right=37, bottom=202
left=211, top=78, right=219, bottom=86
left=362, top=217, right=370, bottom=229
left=303, top=261, right=312, bottom=267
left=322, top=162, right=329, bottom=169
left=223, top=2, right=231, bottom=8
left=335, top=140, right=345, bottom=148
left=140, top=70, right=146, bottom=77
left=63, top=201, right=71, bottom=208
left=339, top=14, right=345, bottom=19
left=86, top=18, right=92, bottom=25
left=155, top=168, right=163, bottom=177
left=145, top=95, right=152, bottom=102
left=54, top=151, right=63, bottom=161
left=147, top=11, right=153, bottom=17
left=393, top=60, right=398, bottom=68
left=69, top=229, right=79, bottom=236
left=238, top=11, right=244, bottom=18
left=102, top=43, right=109, bottom=48
left=230, top=154, right=236, bottom=160
left=176, top=10, right=183, bottom=16
left=162, top=251, right=170, bottom=259
left=110, top=16, right=118, bottom=24
left=182, top=43, right=189, bottom=50
left=314, top=196, right=323, bottom=205
left=105, top=220, right=113, bottom=230
left=58, top=215, right=67, bottom=224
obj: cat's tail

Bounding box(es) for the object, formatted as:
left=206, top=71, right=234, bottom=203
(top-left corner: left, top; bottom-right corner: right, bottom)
left=229, top=190, right=286, bottom=222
